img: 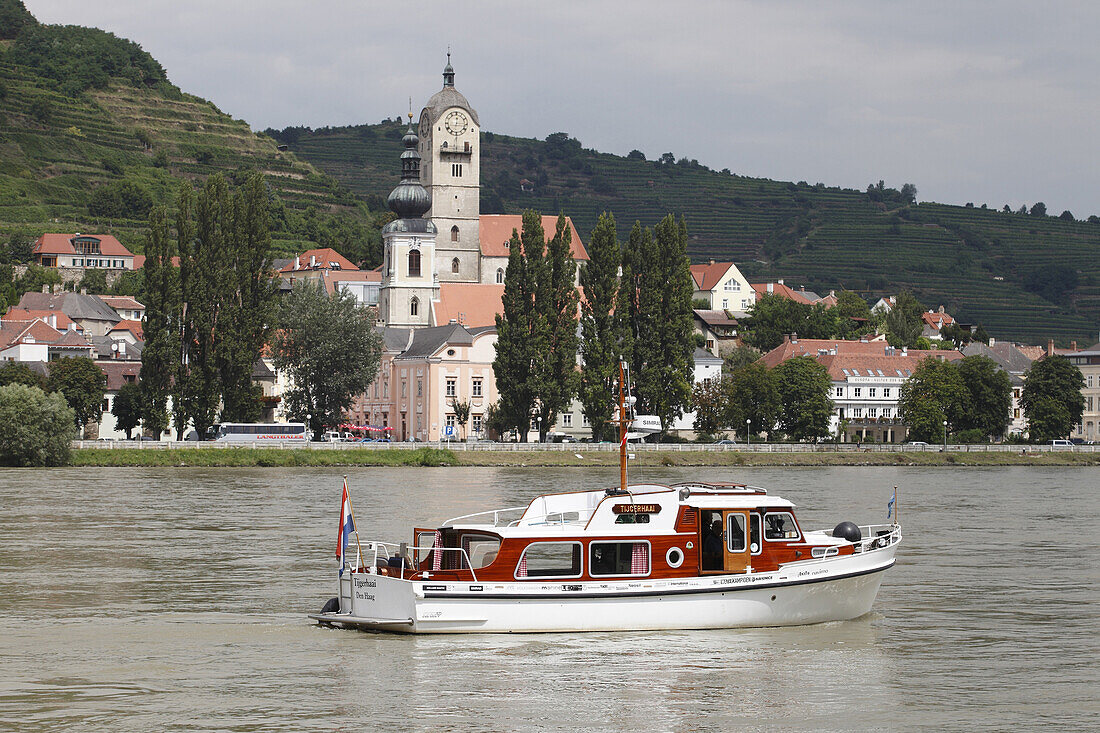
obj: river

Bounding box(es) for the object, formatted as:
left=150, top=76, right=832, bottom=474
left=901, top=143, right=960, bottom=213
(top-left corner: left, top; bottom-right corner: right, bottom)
left=0, top=466, right=1096, bottom=731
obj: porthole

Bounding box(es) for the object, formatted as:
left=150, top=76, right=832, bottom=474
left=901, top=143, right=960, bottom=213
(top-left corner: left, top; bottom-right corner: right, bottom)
left=666, top=547, right=684, bottom=568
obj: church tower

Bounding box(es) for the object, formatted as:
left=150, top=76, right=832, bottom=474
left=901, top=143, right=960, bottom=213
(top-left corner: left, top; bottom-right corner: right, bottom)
left=378, top=117, right=438, bottom=328
left=418, top=54, right=480, bottom=283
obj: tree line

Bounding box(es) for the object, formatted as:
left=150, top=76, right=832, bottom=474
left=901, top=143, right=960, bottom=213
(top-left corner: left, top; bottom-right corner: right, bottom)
left=492, top=210, right=695, bottom=442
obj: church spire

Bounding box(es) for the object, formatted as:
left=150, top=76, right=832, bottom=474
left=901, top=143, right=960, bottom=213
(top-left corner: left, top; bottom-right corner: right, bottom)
left=443, top=50, right=454, bottom=88
left=386, top=115, right=430, bottom=219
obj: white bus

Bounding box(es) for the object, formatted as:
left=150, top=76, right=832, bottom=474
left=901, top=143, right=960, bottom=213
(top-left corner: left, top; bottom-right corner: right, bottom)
left=214, top=423, right=308, bottom=442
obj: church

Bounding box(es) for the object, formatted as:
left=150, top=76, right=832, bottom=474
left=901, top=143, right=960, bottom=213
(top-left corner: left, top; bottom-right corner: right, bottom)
left=376, top=56, right=588, bottom=330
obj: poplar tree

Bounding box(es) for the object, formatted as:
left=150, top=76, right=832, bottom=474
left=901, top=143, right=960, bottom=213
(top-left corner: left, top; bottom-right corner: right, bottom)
left=579, top=212, right=621, bottom=441
left=216, top=172, right=273, bottom=422
left=139, top=205, right=178, bottom=438
left=493, top=212, right=545, bottom=440
left=532, top=213, right=579, bottom=441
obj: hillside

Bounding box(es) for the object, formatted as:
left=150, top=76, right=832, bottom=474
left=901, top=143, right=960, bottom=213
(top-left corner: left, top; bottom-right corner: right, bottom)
left=280, top=121, right=1100, bottom=346
left=0, top=2, right=383, bottom=263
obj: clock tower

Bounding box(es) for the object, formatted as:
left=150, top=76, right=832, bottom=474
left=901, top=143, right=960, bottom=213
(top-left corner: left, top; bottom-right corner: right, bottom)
left=418, top=54, right=480, bottom=283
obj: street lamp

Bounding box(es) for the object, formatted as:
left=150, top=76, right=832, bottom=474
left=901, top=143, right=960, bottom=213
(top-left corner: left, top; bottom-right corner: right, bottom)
left=536, top=415, right=542, bottom=443
left=943, top=419, right=948, bottom=451
left=746, top=418, right=751, bottom=445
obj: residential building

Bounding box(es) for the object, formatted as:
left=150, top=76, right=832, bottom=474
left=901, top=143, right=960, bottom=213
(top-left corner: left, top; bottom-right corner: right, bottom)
left=690, top=260, right=753, bottom=316
left=751, top=280, right=816, bottom=306
left=921, top=306, right=956, bottom=339
left=16, top=290, right=122, bottom=336
left=693, top=309, right=740, bottom=357
left=98, top=296, right=145, bottom=321
left=671, top=348, right=725, bottom=435
left=32, top=233, right=135, bottom=270
left=961, top=339, right=1036, bottom=436
left=1067, top=342, right=1100, bottom=442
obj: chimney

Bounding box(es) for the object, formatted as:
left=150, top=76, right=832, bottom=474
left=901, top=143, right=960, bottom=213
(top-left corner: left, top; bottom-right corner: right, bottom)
left=791, top=332, right=798, bottom=343
left=295, top=256, right=300, bottom=270
left=1047, top=339, right=1054, bottom=357
left=1071, top=341, right=1077, bottom=352
left=902, top=347, right=908, bottom=356
left=48, top=314, right=56, bottom=328
left=310, top=255, right=316, bottom=268
left=767, top=283, right=774, bottom=293
left=939, top=305, right=945, bottom=313
left=778, top=278, right=784, bottom=285
left=42, top=284, right=49, bottom=293
left=709, top=259, right=715, bottom=265
left=989, top=337, right=996, bottom=347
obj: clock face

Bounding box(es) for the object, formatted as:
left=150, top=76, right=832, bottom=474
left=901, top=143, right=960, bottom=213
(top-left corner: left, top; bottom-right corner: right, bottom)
left=445, top=110, right=468, bottom=136
left=418, top=112, right=430, bottom=139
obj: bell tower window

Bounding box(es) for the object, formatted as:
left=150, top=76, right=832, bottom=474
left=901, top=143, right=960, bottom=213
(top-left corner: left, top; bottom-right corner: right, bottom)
left=410, top=297, right=419, bottom=317
left=451, top=257, right=460, bottom=274
left=408, top=249, right=421, bottom=278
left=451, top=226, right=459, bottom=242
left=496, top=268, right=504, bottom=284
left=452, top=163, right=463, bottom=177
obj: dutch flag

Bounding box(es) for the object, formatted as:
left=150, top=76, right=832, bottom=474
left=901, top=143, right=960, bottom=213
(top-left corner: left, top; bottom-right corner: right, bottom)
left=337, top=478, right=356, bottom=576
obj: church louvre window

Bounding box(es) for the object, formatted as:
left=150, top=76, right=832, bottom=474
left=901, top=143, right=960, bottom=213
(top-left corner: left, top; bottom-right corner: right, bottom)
left=410, top=297, right=419, bottom=317
left=452, top=163, right=463, bottom=177
left=408, top=249, right=421, bottom=277
left=452, top=257, right=460, bottom=273
left=451, top=226, right=459, bottom=242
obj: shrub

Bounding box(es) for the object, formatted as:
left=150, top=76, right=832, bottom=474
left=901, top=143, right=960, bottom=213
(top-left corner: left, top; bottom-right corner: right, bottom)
left=0, top=384, right=76, bottom=466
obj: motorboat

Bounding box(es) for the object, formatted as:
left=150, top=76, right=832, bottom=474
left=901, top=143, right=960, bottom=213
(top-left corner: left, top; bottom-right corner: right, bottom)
left=311, top=364, right=901, bottom=634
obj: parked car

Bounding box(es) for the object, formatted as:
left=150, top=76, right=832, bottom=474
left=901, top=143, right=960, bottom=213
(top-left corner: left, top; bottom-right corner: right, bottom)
left=714, top=439, right=737, bottom=445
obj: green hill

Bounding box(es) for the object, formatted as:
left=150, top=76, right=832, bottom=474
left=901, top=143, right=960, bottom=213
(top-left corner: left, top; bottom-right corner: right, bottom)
left=279, top=121, right=1100, bottom=346
left=0, top=0, right=384, bottom=264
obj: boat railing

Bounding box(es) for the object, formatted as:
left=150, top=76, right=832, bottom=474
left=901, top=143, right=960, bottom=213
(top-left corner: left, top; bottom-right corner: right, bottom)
left=853, top=523, right=901, bottom=553
left=441, top=506, right=528, bottom=528
left=348, top=540, right=481, bottom=581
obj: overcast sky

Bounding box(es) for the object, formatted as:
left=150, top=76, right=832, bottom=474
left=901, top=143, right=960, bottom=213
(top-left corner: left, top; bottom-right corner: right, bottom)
left=25, top=1, right=1100, bottom=217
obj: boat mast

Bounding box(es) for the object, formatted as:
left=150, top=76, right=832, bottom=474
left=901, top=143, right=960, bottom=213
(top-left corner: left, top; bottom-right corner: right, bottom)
left=618, top=360, right=633, bottom=493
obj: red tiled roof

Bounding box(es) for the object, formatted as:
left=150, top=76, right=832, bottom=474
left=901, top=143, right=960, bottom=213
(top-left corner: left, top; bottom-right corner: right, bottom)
left=690, top=262, right=735, bottom=291
left=478, top=215, right=589, bottom=260
left=315, top=269, right=383, bottom=295
left=818, top=352, right=963, bottom=381
left=98, top=296, right=145, bottom=311
left=96, top=361, right=141, bottom=391
left=33, top=233, right=133, bottom=257
left=760, top=338, right=960, bottom=369
left=1, top=308, right=78, bottom=331
left=751, top=283, right=815, bottom=305
left=432, top=283, right=505, bottom=328
left=132, top=255, right=181, bottom=269
left=0, top=319, right=65, bottom=350
left=279, top=248, right=359, bottom=273
left=921, top=311, right=955, bottom=328
left=111, top=320, right=144, bottom=339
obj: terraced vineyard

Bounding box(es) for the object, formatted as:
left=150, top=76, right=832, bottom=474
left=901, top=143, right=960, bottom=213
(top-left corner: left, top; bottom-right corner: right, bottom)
left=286, top=122, right=1100, bottom=345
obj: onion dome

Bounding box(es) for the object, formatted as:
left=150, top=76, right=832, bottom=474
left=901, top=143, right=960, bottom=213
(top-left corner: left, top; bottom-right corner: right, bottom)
left=386, top=119, right=430, bottom=219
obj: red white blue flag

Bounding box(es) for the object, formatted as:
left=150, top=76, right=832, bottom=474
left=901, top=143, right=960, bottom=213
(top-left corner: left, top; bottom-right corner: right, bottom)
left=337, top=478, right=356, bottom=575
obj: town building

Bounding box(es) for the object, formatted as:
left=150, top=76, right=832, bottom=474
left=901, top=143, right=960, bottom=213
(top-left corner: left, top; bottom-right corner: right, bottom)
left=961, top=339, right=1035, bottom=436
left=32, top=233, right=136, bottom=270
left=690, top=261, right=754, bottom=315
left=16, top=289, right=121, bottom=336
left=693, top=309, right=740, bottom=356
left=921, top=306, right=955, bottom=340
left=1067, top=342, right=1100, bottom=443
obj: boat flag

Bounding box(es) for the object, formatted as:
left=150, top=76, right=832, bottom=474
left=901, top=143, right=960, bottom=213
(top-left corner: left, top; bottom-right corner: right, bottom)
left=337, top=478, right=356, bottom=576
left=886, top=487, right=897, bottom=521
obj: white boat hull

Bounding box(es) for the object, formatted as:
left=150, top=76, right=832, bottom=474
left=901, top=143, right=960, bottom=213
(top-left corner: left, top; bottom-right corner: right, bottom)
left=311, top=544, right=897, bottom=634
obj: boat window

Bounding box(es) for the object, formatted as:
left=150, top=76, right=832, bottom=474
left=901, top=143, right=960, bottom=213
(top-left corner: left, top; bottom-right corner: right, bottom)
left=515, top=542, right=582, bottom=579
left=726, top=514, right=747, bottom=553
left=764, top=511, right=801, bottom=541
left=415, top=531, right=436, bottom=565
left=461, top=533, right=502, bottom=569
left=614, top=513, right=650, bottom=524
left=590, top=541, right=651, bottom=577
left=749, top=514, right=761, bottom=554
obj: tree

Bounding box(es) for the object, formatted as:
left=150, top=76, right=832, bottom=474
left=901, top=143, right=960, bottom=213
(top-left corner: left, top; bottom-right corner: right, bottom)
left=956, top=355, right=1011, bottom=439
left=900, top=183, right=918, bottom=204
left=111, top=381, right=142, bottom=439
left=450, top=397, right=471, bottom=439
left=532, top=213, right=580, bottom=441
left=47, top=356, right=106, bottom=435
left=773, top=356, right=834, bottom=441
left=725, top=362, right=780, bottom=440
left=834, top=290, right=871, bottom=337
left=493, top=212, right=545, bottom=440
left=723, top=345, right=759, bottom=374
left=215, top=172, right=274, bottom=422
left=0, top=361, right=45, bottom=389
left=884, top=290, right=924, bottom=348
left=629, top=215, right=695, bottom=436
left=140, top=205, right=179, bottom=438
left=1059, top=210, right=1075, bottom=221
left=578, top=212, right=621, bottom=441
left=78, top=268, right=107, bottom=294
left=742, top=294, right=837, bottom=352
left=1020, top=355, right=1085, bottom=442
left=898, top=357, right=968, bottom=442
left=272, top=280, right=381, bottom=439
left=690, top=376, right=730, bottom=438
left=1029, top=202, right=1047, bottom=217
left=0, top=384, right=76, bottom=467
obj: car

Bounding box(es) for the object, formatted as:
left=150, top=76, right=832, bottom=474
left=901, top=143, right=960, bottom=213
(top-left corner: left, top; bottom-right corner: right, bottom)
left=908, top=441, right=928, bottom=446
left=714, top=439, right=737, bottom=445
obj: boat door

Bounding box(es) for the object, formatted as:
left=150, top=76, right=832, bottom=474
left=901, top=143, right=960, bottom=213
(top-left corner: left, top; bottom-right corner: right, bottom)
left=722, top=510, right=751, bottom=573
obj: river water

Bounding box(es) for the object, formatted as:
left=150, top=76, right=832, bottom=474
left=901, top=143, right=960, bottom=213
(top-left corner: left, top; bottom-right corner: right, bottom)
left=0, top=466, right=1096, bottom=732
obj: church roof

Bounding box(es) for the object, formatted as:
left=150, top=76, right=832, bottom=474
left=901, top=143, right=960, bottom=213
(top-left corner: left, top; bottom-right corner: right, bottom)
left=432, top=283, right=505, bottom=328
left=478, top=215, right=589, bottom=260
left=424, top=86, right=479, bottom=126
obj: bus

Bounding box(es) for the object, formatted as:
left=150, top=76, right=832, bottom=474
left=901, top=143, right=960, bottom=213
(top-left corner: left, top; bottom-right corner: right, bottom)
left=214, top=423, right=308, bottom=442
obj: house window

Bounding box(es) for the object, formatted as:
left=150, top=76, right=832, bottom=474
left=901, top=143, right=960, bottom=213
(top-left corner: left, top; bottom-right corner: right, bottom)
left=445, top=414, right=456, bottom=429
left=721, top=299, right=728, bottom=309
left=410, top=297, right=419, bottom=317
left=451, top=225, right=459, bottom=242
left=408, top=249, right=421, bottom=277
left=452, top=163, right=463, bottom=177
left=451, top=257, right=460, bottom=273
left=1089, top=375, right=1094, bottom=388
left=868, top=408, right=877, bottom=418
left=869, top=387, right=877, bottom=398
left=883, top=388, right=892, bottom=398
left=496, top=268, right=504, bottom=284
left=852, top=408, right=862, bottom=418
left=472, top=414, right=483, bottom=434
left=724, top=280, right=740, bottom=291
left=562, top=414, right=573, bottom=427
left=835, top=387, right=843, bottom=397
left=446, top=378, right=456, bottom=397
left=854, top=387, right=862, bottom=398
left=706, top=339, right=714, bottom=350
left=883, top=408, right=892, bottom=418
left=472, top=378, right=482, bottom=398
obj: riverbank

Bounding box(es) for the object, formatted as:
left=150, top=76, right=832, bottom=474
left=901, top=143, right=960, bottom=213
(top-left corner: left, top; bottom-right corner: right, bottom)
left=69, top=446, right=1100, bottom=467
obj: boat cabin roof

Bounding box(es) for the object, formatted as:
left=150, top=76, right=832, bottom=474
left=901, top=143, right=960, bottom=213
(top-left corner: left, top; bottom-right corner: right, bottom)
left=443, top=483, right=796, bottom=538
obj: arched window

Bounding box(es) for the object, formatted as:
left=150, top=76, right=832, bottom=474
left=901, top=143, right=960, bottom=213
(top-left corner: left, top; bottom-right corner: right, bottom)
left=410, top=297, right=419, bottom=317
left=451, top=257, right=460, bottom=274
left=407, top=249, right=421, bottom=277
left=496, top=268, right=504, bottom=284
left=451, top=225, right=459, bottom=242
